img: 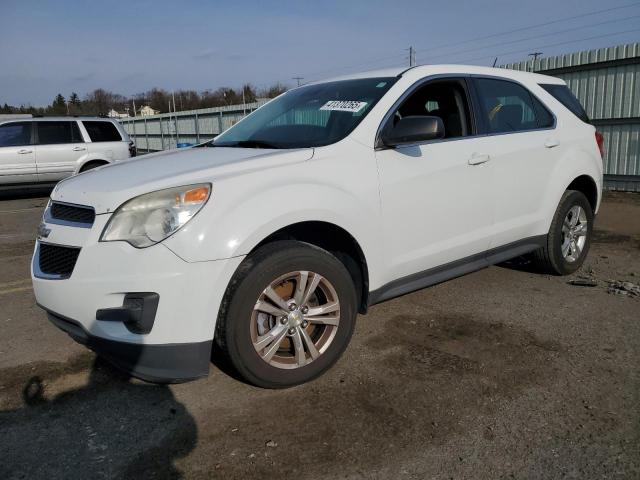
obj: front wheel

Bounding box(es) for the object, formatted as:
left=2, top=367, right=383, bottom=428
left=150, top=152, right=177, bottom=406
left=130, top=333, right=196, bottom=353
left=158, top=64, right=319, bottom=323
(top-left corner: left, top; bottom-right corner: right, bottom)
left=533, top=190, right=594, bottom=275
left=215, top=241, right=358, bottom=388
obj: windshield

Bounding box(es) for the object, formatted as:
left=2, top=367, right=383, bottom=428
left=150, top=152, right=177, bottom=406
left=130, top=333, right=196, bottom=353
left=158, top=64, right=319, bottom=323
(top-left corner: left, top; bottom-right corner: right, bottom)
left=213, top=77, right=397, bottom=149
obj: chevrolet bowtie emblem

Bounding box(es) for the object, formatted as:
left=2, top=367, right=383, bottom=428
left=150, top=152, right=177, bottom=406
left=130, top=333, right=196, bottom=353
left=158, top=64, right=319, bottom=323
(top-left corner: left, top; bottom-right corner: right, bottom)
left=37, top=222, right=51, bottom=239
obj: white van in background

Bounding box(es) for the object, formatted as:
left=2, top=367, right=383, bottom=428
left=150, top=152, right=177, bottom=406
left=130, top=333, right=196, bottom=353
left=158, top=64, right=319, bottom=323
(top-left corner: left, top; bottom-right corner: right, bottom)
left=0, top=117, right=135, bottom=187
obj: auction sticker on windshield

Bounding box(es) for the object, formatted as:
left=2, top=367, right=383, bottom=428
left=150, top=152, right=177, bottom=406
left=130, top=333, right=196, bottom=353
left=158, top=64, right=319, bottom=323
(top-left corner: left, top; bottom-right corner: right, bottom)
left=320, top=100, right=368, bottom=113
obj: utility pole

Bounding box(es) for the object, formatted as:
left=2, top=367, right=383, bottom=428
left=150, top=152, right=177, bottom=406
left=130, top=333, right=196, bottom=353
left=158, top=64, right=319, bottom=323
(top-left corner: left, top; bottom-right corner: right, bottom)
left=171, top=91, right=179, bottom=145
left=242, top=87, right=246, bottom=116
left=528, top=52, right=543, bottom=72
left=292, top=76, right=304, bottom=87
left=407, top=46, right=416, bottom=67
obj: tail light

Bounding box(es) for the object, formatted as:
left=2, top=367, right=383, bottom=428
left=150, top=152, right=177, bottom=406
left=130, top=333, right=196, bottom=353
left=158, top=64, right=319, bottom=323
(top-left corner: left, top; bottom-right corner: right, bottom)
left=595, top=131, right=605, bottom=158
left=128, top=141, right=137, bottom=157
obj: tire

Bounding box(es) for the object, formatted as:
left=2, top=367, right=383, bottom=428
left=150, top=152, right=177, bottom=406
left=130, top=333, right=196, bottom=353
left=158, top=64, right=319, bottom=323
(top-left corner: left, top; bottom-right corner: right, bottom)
left=533, top=190, right=594, bottom=275
left=79, top=161, right=107, bottom=173
left=215, top=240, right=358, bottom=388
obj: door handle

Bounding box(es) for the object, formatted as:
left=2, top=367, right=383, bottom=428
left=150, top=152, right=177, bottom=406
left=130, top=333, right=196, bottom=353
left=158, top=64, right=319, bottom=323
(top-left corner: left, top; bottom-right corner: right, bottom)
left=72, top=146, right=87, bottom=151
left=17, top=149, right=33, bottom=154
left=468, top=153, right=490, bottom=165
left=544, top=138, right=560, bottom=148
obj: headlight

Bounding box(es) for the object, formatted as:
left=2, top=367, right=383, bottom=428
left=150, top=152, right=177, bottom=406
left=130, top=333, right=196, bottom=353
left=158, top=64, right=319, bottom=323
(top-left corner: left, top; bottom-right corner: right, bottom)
left=101, top=184, right=211, bottom=248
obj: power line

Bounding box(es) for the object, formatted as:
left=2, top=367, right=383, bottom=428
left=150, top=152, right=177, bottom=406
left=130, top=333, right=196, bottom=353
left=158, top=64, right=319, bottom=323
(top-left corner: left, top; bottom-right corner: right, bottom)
left=302, top=2, right=640, bottom=84
left=416, top=13, right=640, bottom=63
left=413, top=1, right=640, bottom=54
left=455, top=28, right=640, bottom=64
left=292, top=76, right=304, bottom=87
left=255, top=2, right=640, bottom=91
left=294, top=50, right=406, bottom=84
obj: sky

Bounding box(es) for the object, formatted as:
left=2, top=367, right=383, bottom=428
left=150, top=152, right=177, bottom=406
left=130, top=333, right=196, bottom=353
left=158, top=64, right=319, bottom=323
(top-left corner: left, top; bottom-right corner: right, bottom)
left=1, top=0, right=639, bottom=107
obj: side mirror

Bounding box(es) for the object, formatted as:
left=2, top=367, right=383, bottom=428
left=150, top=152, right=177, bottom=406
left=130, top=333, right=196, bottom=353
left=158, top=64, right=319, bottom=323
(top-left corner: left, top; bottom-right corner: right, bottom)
left=381, top=116, right=445, bottom=147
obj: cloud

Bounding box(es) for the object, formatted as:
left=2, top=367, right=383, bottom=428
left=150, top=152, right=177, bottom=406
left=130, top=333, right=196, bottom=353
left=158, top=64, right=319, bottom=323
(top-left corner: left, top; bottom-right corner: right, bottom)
left=71, top=73, right=95, bottom=83
left=193, top=50, right=248, bottom=62
left=193, top=50, right=218, bottom=60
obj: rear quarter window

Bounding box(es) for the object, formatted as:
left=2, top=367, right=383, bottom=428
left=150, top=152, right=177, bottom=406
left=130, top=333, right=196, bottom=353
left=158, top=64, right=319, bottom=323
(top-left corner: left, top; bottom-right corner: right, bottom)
left=540, top=84, right=589, bottom=123
left=82, top=121, right=123, bottom=142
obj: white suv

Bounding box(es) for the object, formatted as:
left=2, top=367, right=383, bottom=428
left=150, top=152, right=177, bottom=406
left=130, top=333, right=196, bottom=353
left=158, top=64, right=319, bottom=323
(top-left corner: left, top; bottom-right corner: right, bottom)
left=0, top=117, right=134, bottom=187
left=31, top=65, right=603, bottom=387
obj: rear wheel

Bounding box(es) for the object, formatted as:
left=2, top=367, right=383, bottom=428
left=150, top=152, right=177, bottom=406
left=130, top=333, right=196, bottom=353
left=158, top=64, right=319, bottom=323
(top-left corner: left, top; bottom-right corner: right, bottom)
left=216, top=241, right=358, bottom=388
left=533, top=190, right=593, bottom=275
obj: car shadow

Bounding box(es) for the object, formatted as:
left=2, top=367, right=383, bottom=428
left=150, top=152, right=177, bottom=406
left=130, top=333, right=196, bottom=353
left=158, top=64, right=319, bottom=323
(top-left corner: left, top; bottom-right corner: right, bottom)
left=210, top=343, right=248, bottom=384
left=0, top=184, right=55, bottom=200
left=496, top=253, right=542, bottom=274
left=0, top=356, right=198, bottom=479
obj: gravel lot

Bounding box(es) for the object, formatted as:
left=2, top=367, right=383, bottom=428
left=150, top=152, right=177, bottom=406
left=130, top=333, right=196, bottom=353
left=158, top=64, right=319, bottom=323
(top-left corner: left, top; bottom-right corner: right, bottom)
left=0, top=190, right=638, bottom=479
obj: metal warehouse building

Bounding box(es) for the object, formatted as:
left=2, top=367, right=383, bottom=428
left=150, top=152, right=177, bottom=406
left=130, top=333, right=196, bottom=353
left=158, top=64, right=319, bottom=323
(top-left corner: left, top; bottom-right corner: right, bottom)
left=122, top=42, right=640, bottom=191
left=503, top=42, right=640, bottom=192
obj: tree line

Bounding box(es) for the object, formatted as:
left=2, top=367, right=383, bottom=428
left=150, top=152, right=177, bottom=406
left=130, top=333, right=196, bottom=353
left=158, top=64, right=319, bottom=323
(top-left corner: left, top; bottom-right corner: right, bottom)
left=0, top=83, right=288, bottom=116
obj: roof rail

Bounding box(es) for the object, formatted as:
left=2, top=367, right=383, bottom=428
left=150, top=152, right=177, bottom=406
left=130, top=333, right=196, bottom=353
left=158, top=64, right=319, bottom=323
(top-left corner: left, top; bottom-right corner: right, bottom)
left=31, top=113, right=109, bottom=118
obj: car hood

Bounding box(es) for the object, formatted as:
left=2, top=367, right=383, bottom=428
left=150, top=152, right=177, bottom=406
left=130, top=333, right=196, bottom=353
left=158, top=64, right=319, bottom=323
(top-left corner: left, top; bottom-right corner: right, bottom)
left=51, top=147, right=314, bottom=213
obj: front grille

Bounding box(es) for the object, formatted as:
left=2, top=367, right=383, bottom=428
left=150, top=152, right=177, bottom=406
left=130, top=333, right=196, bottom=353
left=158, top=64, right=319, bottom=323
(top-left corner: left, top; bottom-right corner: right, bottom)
left=38, top=243, right=81, bottom=278
left=50, top=202, right=95, bottom=226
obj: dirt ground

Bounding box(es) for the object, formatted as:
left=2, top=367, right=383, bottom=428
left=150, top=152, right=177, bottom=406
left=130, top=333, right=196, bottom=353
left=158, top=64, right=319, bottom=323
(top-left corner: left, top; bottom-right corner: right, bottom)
left=0, top=190, right=638, bottom=479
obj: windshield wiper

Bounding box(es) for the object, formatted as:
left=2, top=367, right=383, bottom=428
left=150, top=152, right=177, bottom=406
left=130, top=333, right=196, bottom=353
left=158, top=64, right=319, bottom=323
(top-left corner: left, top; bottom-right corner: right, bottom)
left=217, top=140, right=282, bottom=149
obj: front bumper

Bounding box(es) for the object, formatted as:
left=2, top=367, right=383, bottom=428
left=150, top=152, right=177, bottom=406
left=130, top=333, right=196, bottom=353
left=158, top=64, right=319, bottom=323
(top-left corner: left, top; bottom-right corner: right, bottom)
left=46, top=309, right=212, bottom=383
left=32, top=212, right=244, bottom=383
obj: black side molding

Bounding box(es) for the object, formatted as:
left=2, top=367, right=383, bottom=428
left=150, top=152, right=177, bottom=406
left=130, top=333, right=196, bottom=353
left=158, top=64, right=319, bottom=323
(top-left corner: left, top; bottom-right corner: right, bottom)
left=368, top=235, right=546, bottom=306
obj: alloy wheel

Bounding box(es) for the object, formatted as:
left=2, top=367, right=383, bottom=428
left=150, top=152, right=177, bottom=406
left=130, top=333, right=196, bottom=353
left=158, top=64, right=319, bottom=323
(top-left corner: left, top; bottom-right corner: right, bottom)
left=251, top=271, right=341, bottom=369
left=561, top=205, right=588, bottom=262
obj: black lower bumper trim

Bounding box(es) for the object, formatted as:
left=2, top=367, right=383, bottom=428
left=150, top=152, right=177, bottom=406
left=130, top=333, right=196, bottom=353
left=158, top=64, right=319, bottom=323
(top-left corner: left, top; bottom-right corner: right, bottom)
left=46, top=310, right=211, bottom=384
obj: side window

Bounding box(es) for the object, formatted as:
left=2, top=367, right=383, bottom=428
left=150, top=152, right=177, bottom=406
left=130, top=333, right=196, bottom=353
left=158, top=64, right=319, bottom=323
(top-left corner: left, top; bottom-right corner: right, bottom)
left=532, top=96, right=555, bottom=128
left=540, top=84, right=589, bottom=123
left=0, top=122, right=32, bottom=147
left=37, top=121, right=77, bottom=145
left=393, top=79, right=472, bottom=139
left=82, top=121, right=123, bottom=142
left=475, top=78, right=544, bottom=134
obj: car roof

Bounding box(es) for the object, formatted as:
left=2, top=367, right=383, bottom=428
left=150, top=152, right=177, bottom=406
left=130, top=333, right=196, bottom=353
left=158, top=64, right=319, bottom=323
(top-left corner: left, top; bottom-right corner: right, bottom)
left=30, top=117, right=115, bottom=121
left=310, top=64, right=565, bottom=86
left=0, top=116, right=118, bottom=126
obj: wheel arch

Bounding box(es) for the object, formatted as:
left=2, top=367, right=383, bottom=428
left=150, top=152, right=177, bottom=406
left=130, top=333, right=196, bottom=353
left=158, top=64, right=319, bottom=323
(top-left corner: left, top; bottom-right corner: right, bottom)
left=78, top=159, right=109, bottom=173
left=566, top=174, right=599, bottom=212
left=250, top=221, right=371, bottom=314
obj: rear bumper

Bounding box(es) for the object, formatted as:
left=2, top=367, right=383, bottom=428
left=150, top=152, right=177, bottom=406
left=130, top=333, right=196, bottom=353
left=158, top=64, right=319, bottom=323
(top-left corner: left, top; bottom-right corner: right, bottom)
left=46, top=308, right=212, bottom=383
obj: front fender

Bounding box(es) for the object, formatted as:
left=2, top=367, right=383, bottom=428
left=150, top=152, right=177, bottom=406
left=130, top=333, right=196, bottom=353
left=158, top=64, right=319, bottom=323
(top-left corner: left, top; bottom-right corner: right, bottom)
left=163, top=171, right=383, bottom=285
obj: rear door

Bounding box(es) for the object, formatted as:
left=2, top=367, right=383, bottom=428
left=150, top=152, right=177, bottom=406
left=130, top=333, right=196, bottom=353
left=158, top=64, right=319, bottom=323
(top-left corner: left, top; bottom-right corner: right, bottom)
left=81, top=120, right=128, bottom=161
left=35, top=121, right=87, bottom=182
left=0, top=122, right=37, bottom=184
left=468, top=77, right=559, bottom=248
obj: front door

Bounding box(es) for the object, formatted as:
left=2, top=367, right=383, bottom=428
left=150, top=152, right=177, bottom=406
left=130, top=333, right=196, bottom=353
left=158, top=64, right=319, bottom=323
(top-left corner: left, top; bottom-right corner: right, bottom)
left=375, top=78, right=493, bottom=284
left=0, top=121, right=37, bottom=185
